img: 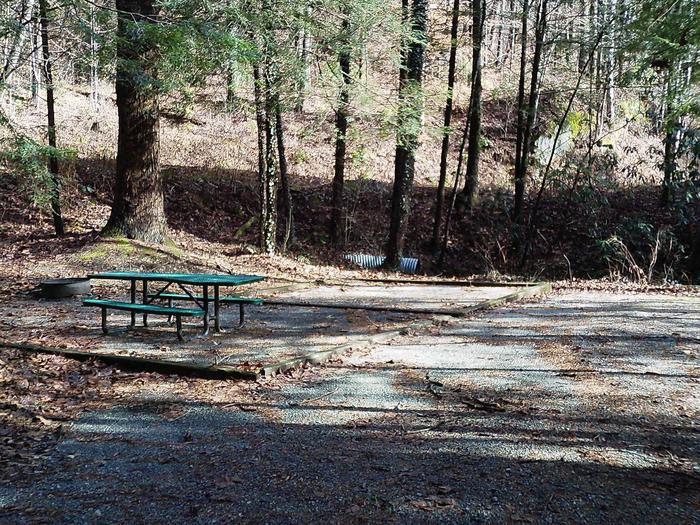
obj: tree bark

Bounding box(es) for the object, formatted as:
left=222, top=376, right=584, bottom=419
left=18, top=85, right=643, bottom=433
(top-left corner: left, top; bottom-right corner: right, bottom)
left=431, top=0, right=460, bottom=251
left=689, top=217, right=700, bottom=282
left=30, top=9, right=40, bottom=107
left=89, top=4, right=99, bottom=113
left=330, top=15, right=352, bottom=247
left=460, top=0, right=485, bottom=211
left=252, top=64, right=267, bottom=191
left=276, top=104, right=292, bottom=251
left=103, top=0, right=166, bottom=243
left=513, top=0, right=547, bottom=227
left=259, top=61, right=279, bottom=255
left=294, top=2, right=311, bottom=113
left=39, top=0, right=63, bottom=236
left=661, top=119, right=681, bottom=207
left=226, top=67, right=236, bottom=110
left=438, top=52, right=477, bottom=269
left=1, top=0, right=36, bottom=84
left=512, top=0, right=530, bottom=224
left=385, top=0, right=428, bottom=269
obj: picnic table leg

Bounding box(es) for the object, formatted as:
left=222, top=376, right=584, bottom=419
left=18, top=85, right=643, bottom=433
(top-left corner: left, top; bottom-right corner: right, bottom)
left=213, top=285, right=223, bottom=333
left=176, top=315, right=183, bottom=341
left=142, top=279, right=148, bottom=327
left=129, top=280, right=136, bottom=329
left=101, top=307, right=108, bottom=334
left=201, top=285, right=210, bottom=336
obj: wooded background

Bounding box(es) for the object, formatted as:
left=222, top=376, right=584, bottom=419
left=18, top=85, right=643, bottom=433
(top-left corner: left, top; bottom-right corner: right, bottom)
left=0, top=0, right=698, bottom=279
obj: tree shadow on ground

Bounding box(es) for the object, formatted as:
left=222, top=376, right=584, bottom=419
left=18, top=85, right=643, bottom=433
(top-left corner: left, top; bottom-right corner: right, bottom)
left=0, top=383, right=697, bottom=524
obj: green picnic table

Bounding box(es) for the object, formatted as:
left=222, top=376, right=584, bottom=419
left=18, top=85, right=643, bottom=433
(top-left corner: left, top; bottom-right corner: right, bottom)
left=84, top=272, right=266, bottom=340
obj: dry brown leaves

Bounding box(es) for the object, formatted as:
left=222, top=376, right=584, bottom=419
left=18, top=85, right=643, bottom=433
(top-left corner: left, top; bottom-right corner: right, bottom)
left=0, top=348, right=123, bottom=482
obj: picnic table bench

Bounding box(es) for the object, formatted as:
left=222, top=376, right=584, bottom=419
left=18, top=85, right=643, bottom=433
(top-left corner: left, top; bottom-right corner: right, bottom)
left=148, top=293, right=262, bottom=326
left=84, top=272, right=265, bottom=341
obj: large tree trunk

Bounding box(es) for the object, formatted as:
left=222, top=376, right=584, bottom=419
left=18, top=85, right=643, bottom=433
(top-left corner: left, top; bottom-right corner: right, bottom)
left=39, top=0, right=63, bottom=236
left=459, top=0, right=485, bottom=211
left=385, top=0, right=428, bottom=269
left=103, top=0, right=166, bottom=243
left=330, top=15, right=352, bottom=247
left=431, top=0, right=460, bottom=251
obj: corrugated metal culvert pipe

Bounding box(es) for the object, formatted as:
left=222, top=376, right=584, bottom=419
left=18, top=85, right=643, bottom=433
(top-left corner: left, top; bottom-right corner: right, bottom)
left=344, top=254, right=420, bottom=274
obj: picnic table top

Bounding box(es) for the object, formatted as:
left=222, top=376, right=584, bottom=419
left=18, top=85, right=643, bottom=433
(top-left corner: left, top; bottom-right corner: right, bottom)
left=88, top=272, right=266, bottom=286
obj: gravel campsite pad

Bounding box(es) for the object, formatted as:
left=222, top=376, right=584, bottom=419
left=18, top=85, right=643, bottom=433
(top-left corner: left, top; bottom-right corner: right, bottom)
left=0, top=283, right=514, bottom=371
left=1, top=290, right=699, bottom=524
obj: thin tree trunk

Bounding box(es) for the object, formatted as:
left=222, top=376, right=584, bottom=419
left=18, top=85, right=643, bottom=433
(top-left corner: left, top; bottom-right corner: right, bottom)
left=103, top=0, right=166, bottom=243
left=398, top=0, right=409, bottom=88
left=258, top=54, right=279, bottom=255
left=512, top=0, right=529, bottom=224
left=495, top=0, right=505, bottom=66
left=39, top=0, right=63, bottom=236
left=89, top=4, right=99, bottom=113
left=507, top=0, right=516, bottom=66
left=30, top=9, right=40, bottom=107
left=2, top=0, right=36, bottom=84
left=438, top=71, right=475, bottom=269
left=602, top=0, right=615, bottom=125
left=661, top=118, right=681, bottom=207
left=513, top=0, right=547, bottom=229
left=295, top=3, right=310, bottom=113
left=226, top=67, right=236, bottom=109
left=276, top=104, right=292, bottom=251
left=660, top=60, right=689, bottom=207
left=431, top=0, right=460, bottom=252
left=519, top=28, right=603, bottom=267
left=460, top=0, right=485, bottom=211
left=330, top=16, right=352, bottom=246
left=385, top=0, right=428, bottom=269
left=521, top=0, right=548, bottom=169
left=577, top=0, right=587, bottom=73
left=252, top=64, right=266, bottom=189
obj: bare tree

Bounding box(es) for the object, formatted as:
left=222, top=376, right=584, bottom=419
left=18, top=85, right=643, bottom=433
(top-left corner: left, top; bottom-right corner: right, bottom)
left=431, top=0, right=460, bottom=251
